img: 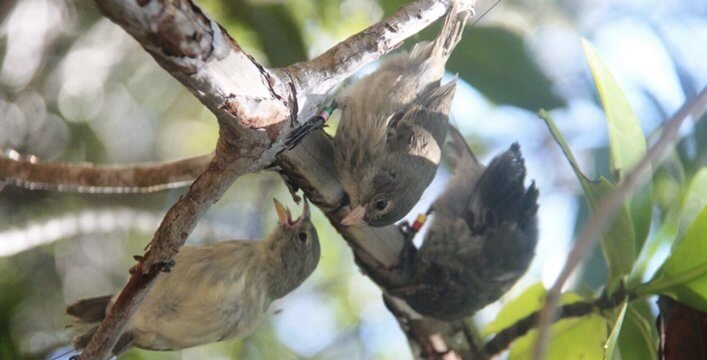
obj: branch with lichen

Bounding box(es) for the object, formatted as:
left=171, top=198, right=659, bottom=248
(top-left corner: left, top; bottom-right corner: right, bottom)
left=0, top=150, right=212, bottom=193
left=49, top=0, right=479, bottom=359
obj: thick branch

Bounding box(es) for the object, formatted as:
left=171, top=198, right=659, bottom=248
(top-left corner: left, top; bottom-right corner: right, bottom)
left=71, top=0, right=472, bottom=358
left=284, top=0, right=468, bottom=118
left=0, top=150, right=211, bottom=193
left=532, top=86, right=707, bottom=360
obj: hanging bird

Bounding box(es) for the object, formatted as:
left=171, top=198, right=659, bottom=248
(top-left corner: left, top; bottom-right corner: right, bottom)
left=396, top=127, right=539, bottom=320
left=334, top=1, right=470, bottom=227
left=67, top=199, right=320, bottom=357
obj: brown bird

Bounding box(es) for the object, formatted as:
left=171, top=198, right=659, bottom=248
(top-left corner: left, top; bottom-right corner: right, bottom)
left=67, top=199, right=320, bottom=358
left=334, top=1, right=470, bottom=227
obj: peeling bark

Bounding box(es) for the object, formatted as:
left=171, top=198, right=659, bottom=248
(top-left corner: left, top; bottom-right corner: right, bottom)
left=0, top=0, right=482, bottom=359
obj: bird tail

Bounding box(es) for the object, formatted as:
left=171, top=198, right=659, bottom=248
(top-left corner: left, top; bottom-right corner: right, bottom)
left=468, top=143, right=539, bottom=228
left=66, top=295, right=111, bottom=350
left=411, top=0, right=471, bottom=68
left=67, top=295, right=112, bottom=324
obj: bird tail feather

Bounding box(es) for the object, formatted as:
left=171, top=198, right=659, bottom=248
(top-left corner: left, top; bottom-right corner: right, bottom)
left=468, top=143, right=539, bottom=226
left=66, top=295, right=112, bottom=324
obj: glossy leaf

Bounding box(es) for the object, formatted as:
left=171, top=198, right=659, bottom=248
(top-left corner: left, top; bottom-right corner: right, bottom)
left=604, top=301, right=628, bottom=360
left=483, top=283, right=607, bottom=360
left=643, top=205, right=707, bottom=311
left=583, top=39, right=652, bottom=260
left=680, top=167, right=707, bottom=232
left=482, top=283, right=546, bottom=336
left=509, top=310, right=607, bottom=360
left=539, top=110, right=636, bottom=289
left=617, top=302, right=659, bottom=360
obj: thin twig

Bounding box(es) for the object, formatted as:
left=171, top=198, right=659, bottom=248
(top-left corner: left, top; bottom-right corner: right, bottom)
left=0, top=151, right=212, bottom=193
left=532, top=86, right=707, bottom=360
left=487, top=288, right=629, bottom=357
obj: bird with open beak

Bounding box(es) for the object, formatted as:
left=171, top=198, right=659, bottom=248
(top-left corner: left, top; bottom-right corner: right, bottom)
left=67, top=199, right=320, bottom=358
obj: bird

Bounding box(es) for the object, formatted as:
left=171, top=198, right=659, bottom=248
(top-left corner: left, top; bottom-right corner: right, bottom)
left=394, top=127, right=539, bottom=320
left=334, top=1, right=470, bottom=227
left=66, top=199, right=320, bottom=357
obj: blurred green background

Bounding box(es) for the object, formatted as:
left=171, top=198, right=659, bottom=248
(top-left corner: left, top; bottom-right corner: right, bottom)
left=0, top=0, right=704, bottom=359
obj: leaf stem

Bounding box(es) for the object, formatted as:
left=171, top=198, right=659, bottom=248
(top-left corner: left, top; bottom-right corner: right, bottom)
left=634, top=262, right=707, bottom=296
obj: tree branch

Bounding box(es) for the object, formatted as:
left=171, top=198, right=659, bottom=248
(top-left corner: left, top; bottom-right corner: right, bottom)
left=0, top=150, right=211, bottom=193
left=532, top=86, right=707, bottom=360
left=74, top=0, right=472, bottom=358
left=486, top=288, right=629, bottom=357
left=79, top=138, right=244, bottom=359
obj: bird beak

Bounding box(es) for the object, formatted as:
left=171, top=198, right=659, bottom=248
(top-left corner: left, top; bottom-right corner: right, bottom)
left=341, top=205, right=366, bottom=226
left=273, top=198, right=291, bottom=225
left=291, top=198, right=310, bottom=225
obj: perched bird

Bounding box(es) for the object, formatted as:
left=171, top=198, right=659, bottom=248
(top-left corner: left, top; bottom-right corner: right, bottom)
left=396, top=127, right=539, bottom=320
left=67, top=199, right=320, bottom=357
left=335, top=2, right=470, bottom=227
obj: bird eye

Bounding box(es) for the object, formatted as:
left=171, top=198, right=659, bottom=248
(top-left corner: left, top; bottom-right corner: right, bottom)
left=374, top=200, right=389, bottom=211
left=298, top=232, right=307, bottom=242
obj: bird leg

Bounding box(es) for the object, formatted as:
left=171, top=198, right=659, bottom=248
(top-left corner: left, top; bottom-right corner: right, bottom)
left=285, top=102, right=338, bottom=149
left=130, top=255, right=176, bottom=274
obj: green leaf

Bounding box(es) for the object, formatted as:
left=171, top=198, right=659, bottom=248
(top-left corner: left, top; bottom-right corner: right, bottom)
left=582, top=39, right=646, bottom=183
left=617, top=302, right=659, bottom=360
left=482, top=283, right=546, bottom=336
left=217, top=0, right=308, bottom=67
left=604, top=301, right=628, bottom=360
left=641, top=205, right=707, bottom=310
left=482, top=283, right=608, bottom=359
left=539, top=110, right=636, bottom=289
left=582, top=39, right=652, bottom=257
left=447, top=26, right=565, bottom=110
left=680, top=167, right=707, bottom=232
left=509, top=311, right=607, bottom=360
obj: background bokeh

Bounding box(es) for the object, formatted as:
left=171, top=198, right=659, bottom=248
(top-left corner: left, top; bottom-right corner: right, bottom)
left=0, top=0, right=705, bottom=359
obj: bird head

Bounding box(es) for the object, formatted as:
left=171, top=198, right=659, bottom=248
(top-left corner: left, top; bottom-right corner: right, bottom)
left=272, top=198, right=320, bottom=294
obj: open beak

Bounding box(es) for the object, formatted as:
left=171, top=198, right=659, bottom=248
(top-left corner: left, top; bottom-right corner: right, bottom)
left=341, top=204, right=366, bottom=226
left=274, top=198, right=291, bottom=225
left=274, top=198, right=310, bottom=226
left=292, top=198, right=310, bottom=225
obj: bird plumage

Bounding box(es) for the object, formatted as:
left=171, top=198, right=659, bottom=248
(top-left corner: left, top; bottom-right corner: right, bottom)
left=397, top=128, right=539, bottom=320
left=335, top=2, right=469, bottom=227
left=67, top=199, right=320, bottom=357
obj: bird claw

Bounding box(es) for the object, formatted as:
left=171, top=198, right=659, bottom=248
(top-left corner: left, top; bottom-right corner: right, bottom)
left=285, top=102, right=337, bottom=150
left=159, top=260, right=176, bottom=273
left=130, top=255, right=175, bottom=273
left=285, top=117, right=326, bottom=150
left=398, top=221, right=416, bottom=242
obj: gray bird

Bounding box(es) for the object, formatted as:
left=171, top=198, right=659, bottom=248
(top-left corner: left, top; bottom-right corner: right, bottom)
left=335, top=2, right=469, bottom=227
left=395, top=128, right=539, bottom=320
left=67, top=199, right=320, bottom=357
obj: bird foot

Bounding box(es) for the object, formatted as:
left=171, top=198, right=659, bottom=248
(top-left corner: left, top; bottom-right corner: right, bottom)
left=285, top=103, right=337, bottom=150
left=130, top=255, right=175, bottom=274
left=398, top=221, right=416, bottom=242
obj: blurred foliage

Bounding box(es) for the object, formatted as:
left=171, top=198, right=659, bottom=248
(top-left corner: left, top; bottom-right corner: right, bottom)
left=0, top=0, right=705, bottom=359
left=447, top=26, right=565, bottom=110
left=497, top=40, right=705, bottom=360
